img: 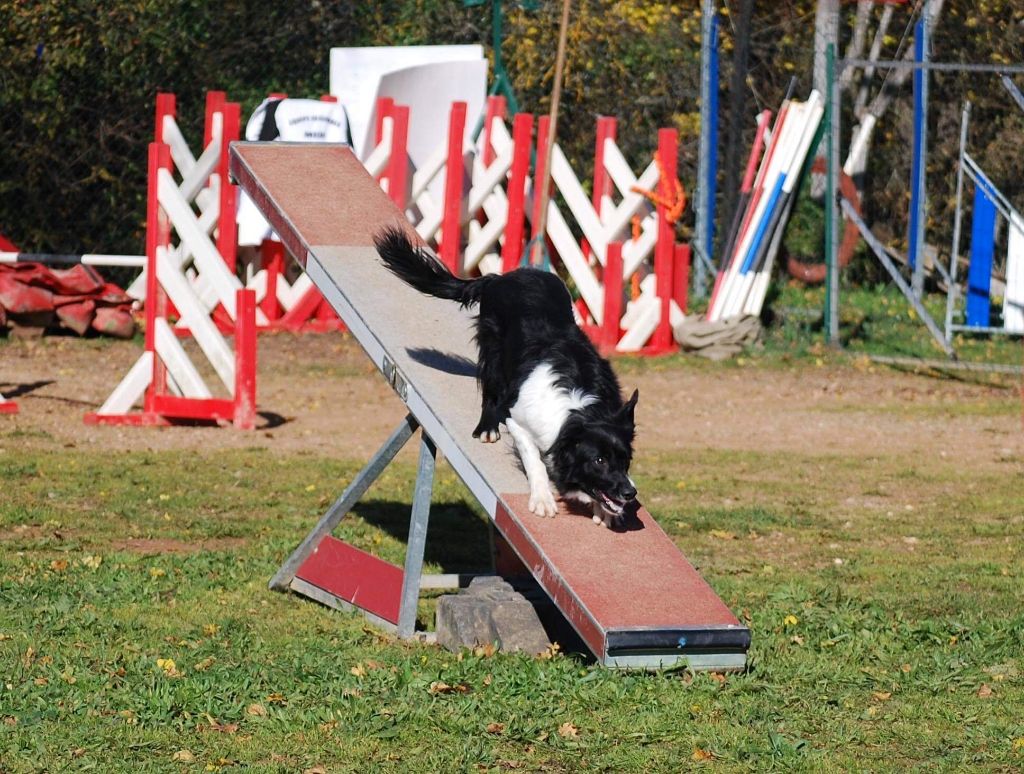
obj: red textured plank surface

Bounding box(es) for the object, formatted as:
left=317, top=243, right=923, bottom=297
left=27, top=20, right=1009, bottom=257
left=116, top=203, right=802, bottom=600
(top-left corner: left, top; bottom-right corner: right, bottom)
left=230, top=143, right=411, bottom=265
left=496, top=494, right=742, bottom=656
left=295, top=535, right=403, bottom=624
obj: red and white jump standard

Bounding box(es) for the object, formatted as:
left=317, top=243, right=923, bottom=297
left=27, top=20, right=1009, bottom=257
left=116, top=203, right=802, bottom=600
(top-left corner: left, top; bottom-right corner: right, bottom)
left=230, top=142, right=750, bottom=670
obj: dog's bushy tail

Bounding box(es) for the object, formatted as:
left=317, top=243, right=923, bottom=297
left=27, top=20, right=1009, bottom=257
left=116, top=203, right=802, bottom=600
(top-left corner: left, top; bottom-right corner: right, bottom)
left=373, top=226, right=490, bottom=308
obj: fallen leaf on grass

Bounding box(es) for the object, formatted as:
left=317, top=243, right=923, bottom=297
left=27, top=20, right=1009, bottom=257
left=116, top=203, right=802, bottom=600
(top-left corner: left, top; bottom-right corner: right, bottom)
left=33, top=677, right=48, bottom=686
left=246, top=703, right=267, bottom=717
left=200, top=721, right=239, bottom=734
left=538, top=642, right=561, bottom=660
left=872, top=692, right=892, bottom=701
left=429, top=681, right=470, bottom=695
left=977, top=684, right=994, bottom=699
left=50, top=560, right=68, bottom=572
left=790, top=635, right=805, bottom=646
left=156, top=658, right=180, bottom=678
left=783, top=615, right=799, bottom=626
left=692, top=748, right=715, bottom=761
left=303, top=766, right=327, bottom=774
left=194, top=657, right=215, bottom=672
left=709, top=672, right=727, bottom=684
left=81, top=554, right=102, bottom=570
left=473, top=643, right=497, bottom=658
left=709, top=529, right=736, bottom=540
left=557, top=722, right=579, bottom=738
left=172, top=750, right=195, bottom=763
left=266, top=693, right=287, bottom=705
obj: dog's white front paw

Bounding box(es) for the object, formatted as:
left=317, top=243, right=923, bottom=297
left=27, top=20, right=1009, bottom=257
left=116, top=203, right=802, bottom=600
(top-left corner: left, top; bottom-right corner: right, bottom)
left=529, top=488, right=558, bottom=518
left=592, top=503, right=614, bottom=528
left=478, top=429, right=500, bottom=443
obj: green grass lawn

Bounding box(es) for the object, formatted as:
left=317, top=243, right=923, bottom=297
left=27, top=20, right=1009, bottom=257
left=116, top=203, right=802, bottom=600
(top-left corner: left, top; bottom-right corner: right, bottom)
left=2, top=435, right=1022, bottom=772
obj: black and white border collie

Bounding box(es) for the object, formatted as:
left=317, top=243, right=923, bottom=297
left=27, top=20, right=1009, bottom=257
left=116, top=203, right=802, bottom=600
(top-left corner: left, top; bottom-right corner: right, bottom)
left=374, top=227, right=638, bottom=527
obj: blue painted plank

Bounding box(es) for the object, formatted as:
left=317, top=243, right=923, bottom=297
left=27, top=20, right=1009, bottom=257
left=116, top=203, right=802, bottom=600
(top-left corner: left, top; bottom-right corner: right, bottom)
left=739, top=174, right=785, bottom=275
left=966, top=183, right=996, bottom=327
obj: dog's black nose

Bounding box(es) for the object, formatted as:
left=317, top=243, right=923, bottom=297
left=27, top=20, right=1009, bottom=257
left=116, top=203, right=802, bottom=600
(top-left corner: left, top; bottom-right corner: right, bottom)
left=620, top=484, right=637, bottom=501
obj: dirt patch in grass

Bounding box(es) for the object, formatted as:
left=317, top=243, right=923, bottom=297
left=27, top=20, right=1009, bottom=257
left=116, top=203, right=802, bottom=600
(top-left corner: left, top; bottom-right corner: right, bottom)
left=0, top=524, right=72, bottom=543
left=2, top=332, right=1020, bottom=472
left=110, top=537, right=248, bottom=554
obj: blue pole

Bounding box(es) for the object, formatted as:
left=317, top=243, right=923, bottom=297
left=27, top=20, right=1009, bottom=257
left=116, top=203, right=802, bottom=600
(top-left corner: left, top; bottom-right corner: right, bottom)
left=706, top=13, right=720, bottom=265
left=908, top=15, right=929, bottom=298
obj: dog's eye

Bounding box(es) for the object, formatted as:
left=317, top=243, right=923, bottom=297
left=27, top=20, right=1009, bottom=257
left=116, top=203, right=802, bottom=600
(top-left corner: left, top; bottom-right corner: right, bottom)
left=594, top=456, right=605, bottom=466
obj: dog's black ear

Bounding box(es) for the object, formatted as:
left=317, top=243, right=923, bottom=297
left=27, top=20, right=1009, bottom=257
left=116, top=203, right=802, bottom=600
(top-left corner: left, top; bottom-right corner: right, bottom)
left=620, top=389, right=639, bottom=427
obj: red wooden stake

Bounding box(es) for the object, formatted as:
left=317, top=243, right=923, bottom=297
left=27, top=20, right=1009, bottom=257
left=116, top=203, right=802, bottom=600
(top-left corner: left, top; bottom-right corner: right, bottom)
left=144, top=143, right=173, bottom=414
left=233, top=288, right=257, bottom=430
left=217, top=101, right=241, bottom=274
left=384, top=104, right=409, bottom=210
left=502, top=113, right=534, bottom=273
left=482, top=95, right=506, bottom=167
left=154, top=93, right=175, bottom=144
left=260, top=240, right=284, bottom=321
left=674, top=243, right=691, bottom=315
left=440, top=101, right=467, bottom=274
left=593, top=117, right=617, bottom=224
left=650, top=128, right=678, bottom=353
left=204, top=91, right=226, bottom=147
left=374, top=97, right=394, bottom=146
left=602, top=242, right=624, bottom=352
left=530, top=116, right=551, bottom=266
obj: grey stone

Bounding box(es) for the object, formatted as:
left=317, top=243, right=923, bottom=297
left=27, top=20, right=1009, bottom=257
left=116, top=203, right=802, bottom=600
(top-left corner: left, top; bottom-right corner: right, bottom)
left=490, top=599, right=551, bottom=655
left=436, top=578, right=551, bottom=655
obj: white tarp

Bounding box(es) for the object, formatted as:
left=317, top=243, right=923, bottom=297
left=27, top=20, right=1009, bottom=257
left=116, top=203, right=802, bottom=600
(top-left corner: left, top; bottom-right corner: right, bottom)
left=329, top=45, right=485, bottom=159
left=1004, top=211, right=1024, bottom=333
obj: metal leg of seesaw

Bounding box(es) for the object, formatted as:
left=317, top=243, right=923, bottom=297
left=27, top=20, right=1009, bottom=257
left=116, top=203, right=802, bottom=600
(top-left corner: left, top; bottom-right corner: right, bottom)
left=269, top=413, right=419, bottom=591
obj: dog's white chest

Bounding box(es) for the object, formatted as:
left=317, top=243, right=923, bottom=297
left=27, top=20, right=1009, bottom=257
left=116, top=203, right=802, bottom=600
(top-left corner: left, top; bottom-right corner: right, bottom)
left=508, top=363, right=594, bottom=452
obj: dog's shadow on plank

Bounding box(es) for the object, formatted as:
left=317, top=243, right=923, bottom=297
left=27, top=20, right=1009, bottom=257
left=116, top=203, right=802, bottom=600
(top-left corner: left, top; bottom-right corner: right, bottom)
left=406, top=347, right=476, bottom=378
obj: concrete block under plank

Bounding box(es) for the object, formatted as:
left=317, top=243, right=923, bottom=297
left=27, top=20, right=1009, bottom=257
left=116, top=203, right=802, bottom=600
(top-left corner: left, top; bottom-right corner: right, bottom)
left=436, top=577, right=551, bottom=656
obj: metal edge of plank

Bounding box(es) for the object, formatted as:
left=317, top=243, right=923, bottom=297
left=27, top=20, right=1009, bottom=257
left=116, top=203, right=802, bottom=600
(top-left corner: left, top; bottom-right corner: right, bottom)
left=605, top=624, right=752, bottom=652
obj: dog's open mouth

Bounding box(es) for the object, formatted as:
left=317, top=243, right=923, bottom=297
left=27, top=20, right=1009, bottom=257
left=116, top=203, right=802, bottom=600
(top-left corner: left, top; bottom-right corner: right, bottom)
left=597, top=492, right=628, bottom=516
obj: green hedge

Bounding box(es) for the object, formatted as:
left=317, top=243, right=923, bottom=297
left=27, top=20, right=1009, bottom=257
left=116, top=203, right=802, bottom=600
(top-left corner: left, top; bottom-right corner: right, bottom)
left=2, top=1, right=1021, bottom=283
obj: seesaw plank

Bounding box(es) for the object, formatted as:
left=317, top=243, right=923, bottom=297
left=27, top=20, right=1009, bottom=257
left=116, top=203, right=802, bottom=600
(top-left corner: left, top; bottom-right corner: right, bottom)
left=230, top=142, right=749, bottom=668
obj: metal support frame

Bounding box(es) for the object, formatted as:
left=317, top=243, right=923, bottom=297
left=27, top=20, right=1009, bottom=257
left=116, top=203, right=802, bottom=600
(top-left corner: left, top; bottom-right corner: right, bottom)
left=944, top=101, right=971, bottom=343
left=269, top=413, right=442, bottom=639
left=397, top=433, right=437, bottom=637
left=825, top=43, right=841, bottom=347
left=909, top=13, right=930, bottom=299
left=269, top=414, right=419, bottom=590
left=694, top=0, right=718, bottom=298
left=829, top=48, right=1024, bottom=353
left=842, top=198, right=955, bottom=358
